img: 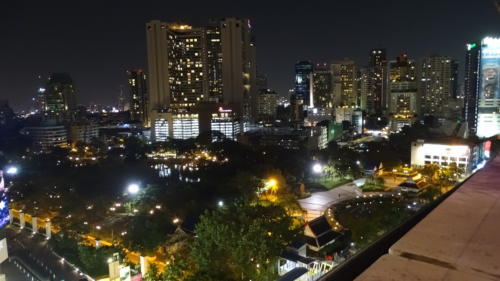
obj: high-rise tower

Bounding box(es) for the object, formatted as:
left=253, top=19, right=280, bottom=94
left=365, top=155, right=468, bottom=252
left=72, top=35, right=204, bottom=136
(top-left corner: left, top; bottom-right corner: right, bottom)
left=464, top=42, right=481, bottom=134
left=419, top=56, right=458, bottom=117
left=44, top=73, right=76, bottom=120
left=294, top=61, right=314, bottom=107
left=146, top=18, right=256, bottom=140
left=127, top=69, right=148, bottom=123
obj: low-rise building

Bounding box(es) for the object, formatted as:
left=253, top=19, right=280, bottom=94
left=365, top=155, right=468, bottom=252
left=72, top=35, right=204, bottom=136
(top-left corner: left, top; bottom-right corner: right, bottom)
left=68, top=123, right=99, bottom=143
left=410, top=138, right=490, bottom=173
left=22, top=124, right=68, bottom=153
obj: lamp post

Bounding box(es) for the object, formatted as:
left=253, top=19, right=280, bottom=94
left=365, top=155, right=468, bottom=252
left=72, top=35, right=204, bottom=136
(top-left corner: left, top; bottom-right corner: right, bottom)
left=125, top=183, right=141, bottom=214
left=312, top=163, right=323, bottom=174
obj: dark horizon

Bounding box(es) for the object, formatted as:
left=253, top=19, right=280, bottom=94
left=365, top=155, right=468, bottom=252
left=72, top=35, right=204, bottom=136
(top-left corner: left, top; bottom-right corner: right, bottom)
left=1, top=0, right=499, bottom=110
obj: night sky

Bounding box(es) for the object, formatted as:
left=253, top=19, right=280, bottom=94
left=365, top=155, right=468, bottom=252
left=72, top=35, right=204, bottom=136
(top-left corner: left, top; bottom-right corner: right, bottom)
left=1, top=0, right=499, bottom=110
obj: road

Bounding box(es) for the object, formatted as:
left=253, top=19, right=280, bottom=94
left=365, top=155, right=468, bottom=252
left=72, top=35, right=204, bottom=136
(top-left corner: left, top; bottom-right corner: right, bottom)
left=299, top=179, right=364, bottom=221
left=6, top=226, right=93, bottom=281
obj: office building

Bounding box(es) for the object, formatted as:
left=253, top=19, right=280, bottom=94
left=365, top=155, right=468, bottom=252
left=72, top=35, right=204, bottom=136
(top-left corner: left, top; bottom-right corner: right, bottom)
left=331, top=59, right=357, bottom=107
left=220, top=18, right=257, bottom=120
left=388, top=54, right=417, bottom=131
left=44, top=73, right=77, bottom=119
left=127, top=69, right=148, bottom=124
left=476, top=37, right=500, bottom=138
left=335, top=107, right=363, bottom=134
left=211, top=107, right=240, bottom=140
left=146, top=18, right=256, bottom=131
left=22, top=124, right=68, bottom=153
left=256, top=89, right=278, bottom=120
left=152, top=110, right=200, bottom=141
left=419, top=56, right=458, bottom=118
left=363, top=49, right=388, bottom=115
left=290, top=94, right=305, bottom=124
left=464, top=42, right=481, bottom=134
left=294, top=61, right=314, bottom=107
left=312, top=63, right=334, bottom=108
left=68, top=123, right=99, bottom=144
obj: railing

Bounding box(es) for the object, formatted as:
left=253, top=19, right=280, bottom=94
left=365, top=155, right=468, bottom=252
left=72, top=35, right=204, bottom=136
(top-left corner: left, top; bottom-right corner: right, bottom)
left=317, top=173, right=473, bottom=281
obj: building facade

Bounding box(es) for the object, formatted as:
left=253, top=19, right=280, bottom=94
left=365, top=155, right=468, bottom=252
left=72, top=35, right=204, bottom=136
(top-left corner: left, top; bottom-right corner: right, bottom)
left=128, top=69, right=148, bottom=124
left=256, top=89, right=278, bottom=120
left=411, top=139, right=488, bottom=173
left=387, top=55, right=417, bottom=126
left=312, top=63, right=334, bottom=109
left=44, top=73, right=76, bottom=120
left=294, top=61, right=314, bottom=107
left=364, top=49, right=388, bottom=115
left=331, top=59, right=357, bottom=107
left=146, top=18, right=256, bottom=135
left=476, top=37, right=500, bottom=138
left=419, top=56, right=458, bottom=118
left=22, top=125, right=68, bottom=153
left=464, top=42, right=481, bottom=134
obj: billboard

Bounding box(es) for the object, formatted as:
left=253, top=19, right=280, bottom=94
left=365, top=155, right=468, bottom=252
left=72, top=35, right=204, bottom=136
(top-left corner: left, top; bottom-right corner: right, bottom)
left=0, top=172, right=9, bottom=229
left=480, top=37, right=500, bottom=99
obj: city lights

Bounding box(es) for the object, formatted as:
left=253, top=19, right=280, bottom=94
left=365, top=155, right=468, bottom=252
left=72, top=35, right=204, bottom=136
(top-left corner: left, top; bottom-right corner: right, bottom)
left=312, top=163, right=323, bottom=174
left=127, top=183, right=140, bottom=194
left=5, top=166, right=18, bottom=175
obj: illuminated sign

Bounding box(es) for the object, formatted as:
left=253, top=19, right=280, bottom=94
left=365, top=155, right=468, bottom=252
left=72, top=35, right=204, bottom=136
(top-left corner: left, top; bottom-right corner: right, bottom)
left=0, top=192, right=9, bottom=229
left=479, top=37, right=500, bottom=99
left=218, top=107, right=232, bottom=113
left=477, top=37, right=500, bottom=137
left=466, top=43, right=477, bottom=50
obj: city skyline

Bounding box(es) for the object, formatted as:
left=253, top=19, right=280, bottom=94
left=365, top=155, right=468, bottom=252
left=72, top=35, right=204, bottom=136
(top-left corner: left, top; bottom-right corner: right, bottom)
left=2, top=0, right=499, bottom=110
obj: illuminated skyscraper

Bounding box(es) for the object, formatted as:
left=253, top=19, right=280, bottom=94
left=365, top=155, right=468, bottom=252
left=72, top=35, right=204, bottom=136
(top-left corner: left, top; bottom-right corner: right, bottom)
left=256, top=89, right=278, bottom=120
left=476, top=37, right=500, bottom=138
left=331, top=59, right=357, bottom=107
left=312, top=63, right=333, bottom=108
left=294, top=61, right=313, bottom=107
left=127, top=69, right=148, bottom=123
left=146, top=18, right=256, bottom=140
left=464, top=42, right=481, bottom=134
left=419, top=56, right=458, bottom=118
left=388, top=54, right=417, bottom=131
left=364, top=49, right=388, bottom=115
left=44, top=73, right=76, bottom=120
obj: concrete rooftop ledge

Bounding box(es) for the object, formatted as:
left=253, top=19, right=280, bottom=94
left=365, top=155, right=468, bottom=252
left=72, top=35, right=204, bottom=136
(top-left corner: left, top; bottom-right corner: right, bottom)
left=355, top=156, right=500, bottom=281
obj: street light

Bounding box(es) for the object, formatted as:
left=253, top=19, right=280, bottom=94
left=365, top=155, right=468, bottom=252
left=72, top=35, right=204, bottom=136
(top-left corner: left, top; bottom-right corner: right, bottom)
left=5, top=166, right=18, bottom=175
left=127, top=183, right=140, bottom=194
left=312, top=163, right=323, bottom=174
left=218, top=200, right=224, bottom=207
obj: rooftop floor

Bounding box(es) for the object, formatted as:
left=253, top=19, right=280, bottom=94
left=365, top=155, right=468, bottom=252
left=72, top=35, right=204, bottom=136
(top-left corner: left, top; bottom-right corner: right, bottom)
left=355, top=156, right=500, bottom=281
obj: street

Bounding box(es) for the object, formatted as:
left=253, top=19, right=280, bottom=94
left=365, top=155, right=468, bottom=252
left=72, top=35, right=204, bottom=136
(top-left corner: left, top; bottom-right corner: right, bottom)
left=6, top=226, right=93, bottom=281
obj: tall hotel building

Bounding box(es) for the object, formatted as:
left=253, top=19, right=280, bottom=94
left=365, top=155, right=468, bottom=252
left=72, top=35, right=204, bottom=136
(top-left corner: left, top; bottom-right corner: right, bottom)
left=146, top=19, right=256, bottom=141
left=476, top=37, right=500, bottom=138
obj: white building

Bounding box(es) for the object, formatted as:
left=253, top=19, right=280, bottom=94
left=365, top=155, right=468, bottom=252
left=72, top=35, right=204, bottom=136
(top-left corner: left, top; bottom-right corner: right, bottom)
left=22, top=125, right=68, bottom=152
left=335, top=106, right=363, bottom=134
left=152, top=112, right=199, bottom=141
left=68, top=124, right=99, bottom=143
left=410, top=139, right=487, bottom=173
left=211, top=108, right=240, bottom=140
